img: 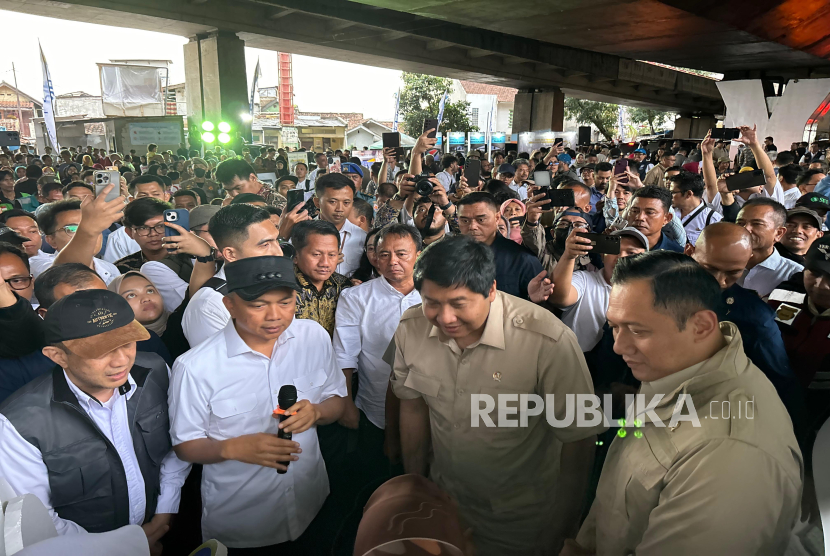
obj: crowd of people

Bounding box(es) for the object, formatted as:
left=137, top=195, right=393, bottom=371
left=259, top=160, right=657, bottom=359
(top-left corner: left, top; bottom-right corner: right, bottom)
left=0, top=124, right=827, bottom=555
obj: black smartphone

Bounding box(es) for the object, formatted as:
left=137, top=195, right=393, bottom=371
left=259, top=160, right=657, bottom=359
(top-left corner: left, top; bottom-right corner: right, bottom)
left=533, top=170, right=551, bottom=187
left=383, top=132, right=403, bottom=157
left=711, top=128, right=741, bottom=140
left=302, top=196, right=319, bottom=219
left=554, top=138, right=564, bottom=146
left=726, top=169, right=766, bottom=191
left=423, top=118, right=438, bottom=139
left=540, top=187, right=575, bottom=207
left=464, top=159, right=481, bottom=187
left=577, top=232, right=621, bottom=255
left=286, top=189, right=305, bottom=213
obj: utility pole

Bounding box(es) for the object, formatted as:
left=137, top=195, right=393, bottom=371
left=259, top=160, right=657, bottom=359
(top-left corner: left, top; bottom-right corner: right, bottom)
left=11, top=62, right=24, bottom=140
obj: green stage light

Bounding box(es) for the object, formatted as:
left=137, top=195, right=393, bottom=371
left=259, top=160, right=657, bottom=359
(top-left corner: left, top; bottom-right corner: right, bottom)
left=217, top=132, right=231, bottom=144
left=201, top=121, right=215, bottom=132
left=218, top=122, right=231, bottom=133
left=202, top=132, right=215, bottom=143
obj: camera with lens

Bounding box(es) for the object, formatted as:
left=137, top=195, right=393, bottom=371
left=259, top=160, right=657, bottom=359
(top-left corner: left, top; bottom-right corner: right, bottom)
left=414, top=172, right=434, bottom=196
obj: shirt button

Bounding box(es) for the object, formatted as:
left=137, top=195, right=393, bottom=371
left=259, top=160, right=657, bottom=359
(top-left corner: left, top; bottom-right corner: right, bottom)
left=513, top=316, right=524, bottom=325
left=458, top=389, right=464, bottom=394
left=454, top=424, right=459, bottom=429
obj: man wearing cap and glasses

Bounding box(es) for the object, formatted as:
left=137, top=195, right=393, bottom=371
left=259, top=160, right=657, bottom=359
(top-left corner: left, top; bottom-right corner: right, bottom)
left=0, top=290, right=190, bottom=553
left=169, top=256, right=346, bottom=554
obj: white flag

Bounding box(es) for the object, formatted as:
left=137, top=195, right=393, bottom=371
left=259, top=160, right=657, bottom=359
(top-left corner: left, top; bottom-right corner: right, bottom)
left=249, top=58, right=261, bottom=117
left=39, top=42, right=60, bottom=151
left=392, top=89, right=400, bottom=132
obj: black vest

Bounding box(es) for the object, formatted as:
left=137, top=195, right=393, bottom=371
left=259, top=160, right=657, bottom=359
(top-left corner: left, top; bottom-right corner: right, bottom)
left=0, top=352, right=171, bottom=533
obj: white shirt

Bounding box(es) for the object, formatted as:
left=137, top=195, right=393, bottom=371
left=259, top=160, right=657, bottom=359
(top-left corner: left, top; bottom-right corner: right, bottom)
left=509, top=180, right=528, bottom=200
left=704, top=180, right=786, bottom=215
left=103, top=226, right=140, bottom=263
left=561, top=270, right=611, bottom=352
left=140, top=260, right=191, bottom=313
left=673, top=200, right=722, bottom=246
left=337, top=218, right=367, bottom=277
left=182, top=267, right=228, bottom=348
left=169, top=318, right=347, bottom=548
left=332, top=277, right=421, bottom=428
left=29, top=252, right=120, bottom=286
left=308, top=168, right=326, bottom=187
left=782, top=186, right=801, bottom=209
left=0, top=372, right=189, bottom=536
left=293, top=179, right=314, bottom=201
left=436, top=170, right=456, bottom=191
left=738, top=248, right=803, bottom=298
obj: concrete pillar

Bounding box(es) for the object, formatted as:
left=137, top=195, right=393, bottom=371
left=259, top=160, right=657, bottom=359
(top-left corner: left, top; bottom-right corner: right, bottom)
left=184, top=31, right=250, bottom=151
left=513, top=89, right=565, bottom=133
left=716, top=78, right=830, bottom=153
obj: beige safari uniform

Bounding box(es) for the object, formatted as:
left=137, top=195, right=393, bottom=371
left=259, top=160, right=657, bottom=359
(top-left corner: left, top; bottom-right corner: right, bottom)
left=577, top=322, right=803, bottom=555
left=643, top=164, right=669, bottom=188
left=391, top=291, right=605, bottom=556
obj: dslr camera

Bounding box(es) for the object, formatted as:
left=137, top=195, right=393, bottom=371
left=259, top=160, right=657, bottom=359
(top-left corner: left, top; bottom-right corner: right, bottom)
left=414, top=172, right=434, bottom=196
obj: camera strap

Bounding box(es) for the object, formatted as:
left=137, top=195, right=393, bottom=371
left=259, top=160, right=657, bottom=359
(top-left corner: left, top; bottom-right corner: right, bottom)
left=423, top=203, right=438, bottom=231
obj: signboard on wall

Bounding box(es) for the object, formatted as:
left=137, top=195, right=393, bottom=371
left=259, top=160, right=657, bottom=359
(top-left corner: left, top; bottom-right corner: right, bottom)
left=491, top=132, right=506, bottom=146
left=469, top=132, right=485, bottom=144
left=448, top=132, right=465, bottom=145
left=128, top=122, right=181, bottom=145
left=286, top=151, right=307, bottom=171
left=281, top=127, right=299, bottom=146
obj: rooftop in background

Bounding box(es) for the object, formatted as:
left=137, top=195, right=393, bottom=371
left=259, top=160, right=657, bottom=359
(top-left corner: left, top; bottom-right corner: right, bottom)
left=459, top=80, right=517, bottom=102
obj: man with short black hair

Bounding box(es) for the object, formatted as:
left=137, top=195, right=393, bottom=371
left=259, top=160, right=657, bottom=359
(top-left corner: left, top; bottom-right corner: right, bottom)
left=348, top=197, right=374, bottom=232
left=568, top=251, right=802, bottom=555
left=115, top=198, right=173, bottom=273
left=643, top=151, right=676, bottom=187
left=457, top=192, right=548, bottom=301
left=779, top=163, right=805, bottom=208
left=798, top=169, right=827, bottom=196
left=736, top=198, right=803, bottom=297
left=436, top=154, right=458, bottom=193
left=668, top=170, right=721, bottom=245
left=104, top=175, right=170, bottom=264
left=291, top=220, right=350, bottom=336
left=32, top=199, right=121, bottom=285
left=392, top=235, right=601, bottom=555
left=1, top=209, right=43, bottom=257
left=182, top=203, right=283, bottom=347
left=776, top=207, right=824, bottom=264
left=216, top=158, right=285, bottom=209
left=628, top=186, right=684, bottom=252
left=509, top=159, right=531, bottom=200
left=172, top=189, right=199, bottom=211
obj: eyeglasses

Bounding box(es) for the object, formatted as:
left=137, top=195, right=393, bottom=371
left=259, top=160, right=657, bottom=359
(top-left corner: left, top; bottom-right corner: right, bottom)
left=5, top=275, right=32, bottom=291
left=132, top=223, right=166, bottom=237
left=55, top=225, right=78, bottom=235
left=555, top=221, right=589, bottom=230
left=669, top=190, right=683, bottom=196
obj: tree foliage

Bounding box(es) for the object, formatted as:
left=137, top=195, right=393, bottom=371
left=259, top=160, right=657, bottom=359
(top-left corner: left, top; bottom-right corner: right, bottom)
left=627, top=108, right=674, bottom=135
left=398, top=72, right=477, bottom=135
left=564, top=98, right=618, bottom=141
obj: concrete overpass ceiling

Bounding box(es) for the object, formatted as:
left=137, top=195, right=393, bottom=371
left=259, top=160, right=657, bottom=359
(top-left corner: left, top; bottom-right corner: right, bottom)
left=351, top=0, right=830, bottom=73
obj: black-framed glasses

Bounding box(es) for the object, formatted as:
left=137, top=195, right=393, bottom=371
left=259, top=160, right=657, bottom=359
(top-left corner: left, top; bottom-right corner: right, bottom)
left=5, top=275, right=32, bottom=291
left=132, top=223, right=166, bottom=237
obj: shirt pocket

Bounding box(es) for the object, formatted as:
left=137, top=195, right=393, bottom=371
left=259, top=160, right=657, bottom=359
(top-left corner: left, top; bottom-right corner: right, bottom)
left=209, top=393, right=260, bottom=440
left=136, top=403, right=172, bottom=465
left=294, top=369, right=329, bottom=403
left=43, top=437, right=112, bottom=509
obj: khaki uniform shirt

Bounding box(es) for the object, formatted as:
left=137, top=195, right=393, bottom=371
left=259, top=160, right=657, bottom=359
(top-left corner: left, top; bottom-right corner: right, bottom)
left=391, top=291, right=604, bottom=555
left=643, top=164, right=669, bottom=188
left=577, top=322, right=803, bottom=555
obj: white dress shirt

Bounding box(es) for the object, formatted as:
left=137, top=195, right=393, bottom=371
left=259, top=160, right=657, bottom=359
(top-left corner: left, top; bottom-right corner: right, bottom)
left=704, top=180, right=786, bottom=215
left=103, top=226, right=140, bottom=263
left=435, top=170, right=456, bottom=191
left=29, top=252, right=120, bottom=286
left=332, top=277, right=421, bottom=428
left=308, top=168, right=326, bottom=187
left=169, top=318, right=347, bottom=548
left=509, top=181, right=528, bottom=200
left=337, top=218, right=367, bottom=278
left=140, top=260, right=191, bottom=313
left=782, top=186, right=801, bottom=209
left=0, top=372, right=189, bottom=536
left=560, top=270, right=611, bottom=353
left=673, top=200, right=722, bottom=246
left=738, top=248, right=803, bottom=298
left=182, top=267, right=228, bottom=348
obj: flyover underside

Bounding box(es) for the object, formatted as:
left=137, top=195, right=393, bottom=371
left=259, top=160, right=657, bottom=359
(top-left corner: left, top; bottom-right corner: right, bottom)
left=0, top=0, right=722, bottom=113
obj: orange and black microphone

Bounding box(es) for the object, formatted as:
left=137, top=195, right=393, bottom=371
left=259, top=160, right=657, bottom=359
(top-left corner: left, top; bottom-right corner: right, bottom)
left=275, top=385, right=297, bottom=474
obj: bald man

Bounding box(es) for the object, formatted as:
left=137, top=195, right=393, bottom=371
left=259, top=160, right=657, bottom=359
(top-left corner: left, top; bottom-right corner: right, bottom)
left=689, top=223, right=803, bottom=432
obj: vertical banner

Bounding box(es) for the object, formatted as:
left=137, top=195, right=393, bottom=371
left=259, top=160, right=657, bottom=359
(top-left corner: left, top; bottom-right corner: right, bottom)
left=249, top=58, right=261, bottom=117
left=392, top=89, right=400, bottom=132
left=39, top=42, right=60, bottom=151
left=437, top=90, right=449, bottom=128
left=486, top=96, right=495, bottom=160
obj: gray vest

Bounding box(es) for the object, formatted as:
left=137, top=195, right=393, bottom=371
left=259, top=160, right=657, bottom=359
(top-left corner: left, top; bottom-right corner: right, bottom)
left=0, top=352, right=171, bottom=533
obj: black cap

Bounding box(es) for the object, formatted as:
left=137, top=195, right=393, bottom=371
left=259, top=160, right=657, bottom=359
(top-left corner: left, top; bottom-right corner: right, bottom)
left=44, top=290, right=149, bottom=359
left=805, top=236, right=830, bottom=275
left=795, top=193, right=830, bottom=212
left=0, top=226, right=27, bottom=246
left=225, top=256, right=301, bottom=301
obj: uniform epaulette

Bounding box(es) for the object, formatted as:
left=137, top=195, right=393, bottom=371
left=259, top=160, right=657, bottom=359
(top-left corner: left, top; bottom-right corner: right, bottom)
left=510, top=312, right=564, bottom=342
left=400, top=303, right=424, bottom=321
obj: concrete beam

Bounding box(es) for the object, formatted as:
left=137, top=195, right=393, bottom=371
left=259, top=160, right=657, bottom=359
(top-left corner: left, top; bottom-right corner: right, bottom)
left=426, top=40, right=454, bottom=51
left=467, top=49, right=492, bottom=59
left=269, top=8, right=295, bottom=19
left=381, top=30, right=409, bottom=41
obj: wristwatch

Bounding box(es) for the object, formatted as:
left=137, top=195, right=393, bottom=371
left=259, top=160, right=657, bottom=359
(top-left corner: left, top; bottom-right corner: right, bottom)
left=439, top=200, right=453, bottom=211
left=195, top=247, right=216, bottom=263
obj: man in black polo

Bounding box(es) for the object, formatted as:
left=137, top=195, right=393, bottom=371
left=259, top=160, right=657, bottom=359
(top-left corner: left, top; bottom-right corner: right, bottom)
left=0, top=289, right=189, bottom=551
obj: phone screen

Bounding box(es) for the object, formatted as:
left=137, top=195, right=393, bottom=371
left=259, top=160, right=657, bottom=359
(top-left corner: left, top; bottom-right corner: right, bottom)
left=286, top=189, right=305, bottom=212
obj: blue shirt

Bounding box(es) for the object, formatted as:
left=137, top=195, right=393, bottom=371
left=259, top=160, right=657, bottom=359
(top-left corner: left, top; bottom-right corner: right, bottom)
left=490, top=233, right=543, bottom=300
left=652, top=232, right=684, bottom=253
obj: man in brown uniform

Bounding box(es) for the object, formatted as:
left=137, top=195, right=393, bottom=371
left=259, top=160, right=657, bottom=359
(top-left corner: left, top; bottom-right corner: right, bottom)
left=564, top=251, right=802, bottom=555
left=391, top=235, right=603, bottom=556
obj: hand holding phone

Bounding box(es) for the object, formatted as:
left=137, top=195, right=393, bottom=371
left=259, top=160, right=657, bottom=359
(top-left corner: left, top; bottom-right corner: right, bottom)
left=576, top=232, right=620, bottom=255
left=423, top=118, right=438, bottom=140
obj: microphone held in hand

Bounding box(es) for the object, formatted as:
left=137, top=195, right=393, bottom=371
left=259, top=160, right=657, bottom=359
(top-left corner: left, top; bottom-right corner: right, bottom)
left=276, top=385, right=298, bottom=474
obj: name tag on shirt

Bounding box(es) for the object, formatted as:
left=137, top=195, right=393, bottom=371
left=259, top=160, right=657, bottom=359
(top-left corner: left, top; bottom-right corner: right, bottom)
left=769, top=290, right=805, bottom=305
left=774, top=303, right=801, bottom=326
